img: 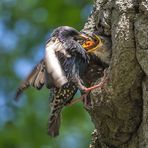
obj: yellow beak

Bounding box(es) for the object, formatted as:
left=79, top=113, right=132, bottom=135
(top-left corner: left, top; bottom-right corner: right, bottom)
left=78, top=33, right=90, bottom=40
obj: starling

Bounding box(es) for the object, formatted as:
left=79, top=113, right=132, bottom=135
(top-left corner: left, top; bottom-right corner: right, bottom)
left=45, top=26, right=91, bottom=136
left=15, top=26, right=91, bottom=137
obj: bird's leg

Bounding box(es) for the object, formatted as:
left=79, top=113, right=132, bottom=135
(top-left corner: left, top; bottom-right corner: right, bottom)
left=66, top=69, right=109, bottom=107
left=66, top=96, right=83, bottom=107
left=73, top=77, right=92, bottom=107
left=82, top=92, right=92, bottom=109
left=84, top=69, right=109, bottom=93
left=74, top=76, right=87, bottom=91
left=65, top=80, right=90, bottom=107
left=65, top=92, right=90, bottom=107
left=82, top=69, right=109, bottom=109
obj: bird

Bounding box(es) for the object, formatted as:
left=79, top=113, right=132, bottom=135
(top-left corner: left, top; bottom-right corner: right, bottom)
left=15, top=26, right=110, bottom=137
left=15, top=26, right=90, bottom=137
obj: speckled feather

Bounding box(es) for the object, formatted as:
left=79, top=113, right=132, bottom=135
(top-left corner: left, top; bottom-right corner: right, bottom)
left=48, top=82, right=78, bottom=137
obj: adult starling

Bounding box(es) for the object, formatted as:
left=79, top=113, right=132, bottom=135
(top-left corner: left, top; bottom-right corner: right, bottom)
left=15, top=26, right=92, bottom=137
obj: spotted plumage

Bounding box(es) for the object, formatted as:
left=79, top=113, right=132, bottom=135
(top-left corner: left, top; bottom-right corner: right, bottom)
left=48, top=82, right=77, bottom=136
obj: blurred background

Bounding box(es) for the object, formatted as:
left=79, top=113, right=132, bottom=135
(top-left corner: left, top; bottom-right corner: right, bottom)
left=0, top=0, right=94, bottom=147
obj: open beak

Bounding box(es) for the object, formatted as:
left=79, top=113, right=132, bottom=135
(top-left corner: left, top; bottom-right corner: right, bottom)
left=82, top=34, right=103, bottom=53
left=76, top=33, right=103, bottom=53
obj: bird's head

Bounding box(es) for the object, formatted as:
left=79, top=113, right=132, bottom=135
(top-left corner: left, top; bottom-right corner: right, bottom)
left=81, top=33, right=111, bottom=65
left=50, top=26, right=110, bottom=63
left=51, top=26, right=89, bottom=41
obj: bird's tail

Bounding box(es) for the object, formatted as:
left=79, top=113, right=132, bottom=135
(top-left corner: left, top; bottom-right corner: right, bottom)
left=47, top=106, right=62, bottom=137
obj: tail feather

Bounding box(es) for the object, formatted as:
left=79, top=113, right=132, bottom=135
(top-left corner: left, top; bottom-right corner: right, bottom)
left=47, top=83, right=78, bottom=137
left=48, top=110, right=61, bottom=137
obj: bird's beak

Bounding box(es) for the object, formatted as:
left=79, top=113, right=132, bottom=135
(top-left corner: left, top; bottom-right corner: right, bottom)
left=75, top=33, right=90, bottom=40
left=78, top=33, right=90, bottom=40
left=82, top=34, right=103, bottom=53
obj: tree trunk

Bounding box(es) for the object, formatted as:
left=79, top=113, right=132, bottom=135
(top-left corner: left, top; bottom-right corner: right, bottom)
left=82, top=0, right=148, bottom=147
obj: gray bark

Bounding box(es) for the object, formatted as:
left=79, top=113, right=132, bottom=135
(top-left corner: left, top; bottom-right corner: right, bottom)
left=83, top=0, right=148, bottom=147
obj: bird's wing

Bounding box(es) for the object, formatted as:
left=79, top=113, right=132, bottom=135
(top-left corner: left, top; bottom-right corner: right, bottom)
left=60, top=40, right=89, bottom=79
left=15, top=59, right=51, bottom=100
left=63, top=39, right=89, bottom=62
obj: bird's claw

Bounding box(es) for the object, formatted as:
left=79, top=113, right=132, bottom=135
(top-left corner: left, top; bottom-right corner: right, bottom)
left=84, top=69, right=109, bottom=93
left=82, top=93, right=93, bottom=110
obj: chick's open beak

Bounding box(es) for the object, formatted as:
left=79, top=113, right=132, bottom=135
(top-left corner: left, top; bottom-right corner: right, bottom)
left=76, top=33, right=103, bottom=53
left=82, top=34, right=103, bottom=53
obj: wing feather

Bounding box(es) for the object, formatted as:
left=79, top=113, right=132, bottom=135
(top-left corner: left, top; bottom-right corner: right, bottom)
left=15, top=59, right=46, bottom=100
left=58, top=40, right=89, bottom=80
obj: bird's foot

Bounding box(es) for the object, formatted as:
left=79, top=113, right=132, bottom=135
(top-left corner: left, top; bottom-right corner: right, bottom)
left=65, top=92, right=92, bottom=109
left=84, top=69, right=109, bottom=93
left=66, top=69, right=109, bottom=108
left=66, top=97, right=83, bottom=107
left=82, top=92, right=92, bottom=110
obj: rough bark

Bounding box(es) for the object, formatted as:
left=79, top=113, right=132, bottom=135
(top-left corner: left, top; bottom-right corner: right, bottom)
left=83, top=0, right=148, bottom=147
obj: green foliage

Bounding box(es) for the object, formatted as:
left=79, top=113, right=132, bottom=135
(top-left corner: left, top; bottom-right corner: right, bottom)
left=0, top=0, right=93, bottom=147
